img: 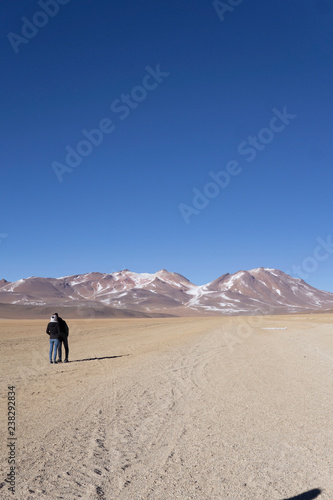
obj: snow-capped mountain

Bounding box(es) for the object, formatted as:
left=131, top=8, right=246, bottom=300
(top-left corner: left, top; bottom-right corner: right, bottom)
left=1, top=268, right=333, bottom=317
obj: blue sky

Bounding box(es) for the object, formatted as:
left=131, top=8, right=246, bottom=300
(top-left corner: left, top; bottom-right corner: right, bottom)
left=1, top=0, right=333, bottom=291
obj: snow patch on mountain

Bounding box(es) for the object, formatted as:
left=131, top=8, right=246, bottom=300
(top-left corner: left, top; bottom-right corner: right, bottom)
left=2, top=267, right=333, bottom=316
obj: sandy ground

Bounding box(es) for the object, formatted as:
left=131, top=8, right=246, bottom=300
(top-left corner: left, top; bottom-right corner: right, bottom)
left=0, top=314, right=332, bottom=500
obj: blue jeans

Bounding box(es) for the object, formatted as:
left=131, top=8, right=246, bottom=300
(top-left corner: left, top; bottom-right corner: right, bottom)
left=49, top=339, right=59, bottom=362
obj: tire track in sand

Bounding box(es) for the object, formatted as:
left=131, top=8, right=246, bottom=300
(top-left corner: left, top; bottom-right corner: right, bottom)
left=114, top=326, right=226, bottom=499
left=22, top=334, right=117, bottom=500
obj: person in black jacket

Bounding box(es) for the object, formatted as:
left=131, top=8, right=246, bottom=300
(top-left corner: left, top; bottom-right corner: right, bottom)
left=54, top=312, right=69, bottom=363
left=46, top=314, right=60, bottom=364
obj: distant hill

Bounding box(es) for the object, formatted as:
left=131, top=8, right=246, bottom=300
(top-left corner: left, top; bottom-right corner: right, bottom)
left=1, top=268, right=333, bottom=318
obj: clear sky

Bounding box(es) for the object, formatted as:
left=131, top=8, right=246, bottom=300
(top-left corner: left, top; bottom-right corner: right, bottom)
left=1, top=0, right=333, bottom=291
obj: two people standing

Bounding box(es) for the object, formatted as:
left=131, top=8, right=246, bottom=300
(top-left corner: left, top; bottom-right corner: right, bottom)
left=46, top=312, right=69, bottom=364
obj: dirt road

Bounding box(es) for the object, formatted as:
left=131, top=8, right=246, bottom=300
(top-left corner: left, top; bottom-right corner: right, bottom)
left=0, top=315, right=332, bottom=499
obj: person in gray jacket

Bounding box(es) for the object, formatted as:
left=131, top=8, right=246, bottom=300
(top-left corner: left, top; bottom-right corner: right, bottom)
left=46, top=314, right=60, bottom=364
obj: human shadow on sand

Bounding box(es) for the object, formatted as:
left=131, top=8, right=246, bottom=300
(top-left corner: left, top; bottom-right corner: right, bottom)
left=283, top=488, right=322, bottom=500
left=68, top=355, right=130, bottom=363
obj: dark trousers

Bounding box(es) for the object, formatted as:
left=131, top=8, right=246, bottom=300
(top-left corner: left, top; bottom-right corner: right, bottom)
left=57, top=336, right=69, bottom=361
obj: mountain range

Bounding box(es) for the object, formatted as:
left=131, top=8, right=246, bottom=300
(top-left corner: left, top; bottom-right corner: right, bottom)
left=1, top=268, right=333, bottom=318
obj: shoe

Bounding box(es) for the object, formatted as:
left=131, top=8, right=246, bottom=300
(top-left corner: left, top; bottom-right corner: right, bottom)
left=50, top=360, right=53, bottom=364
left=54, top=360, right=58, bottom=364
left=64, top=359, right=68, bottom=363
left=57, top=360, right=63, bottom=363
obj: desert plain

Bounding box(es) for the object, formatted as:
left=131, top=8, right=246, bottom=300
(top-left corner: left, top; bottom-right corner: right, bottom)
left=0, top=314, right=332, bottom=499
